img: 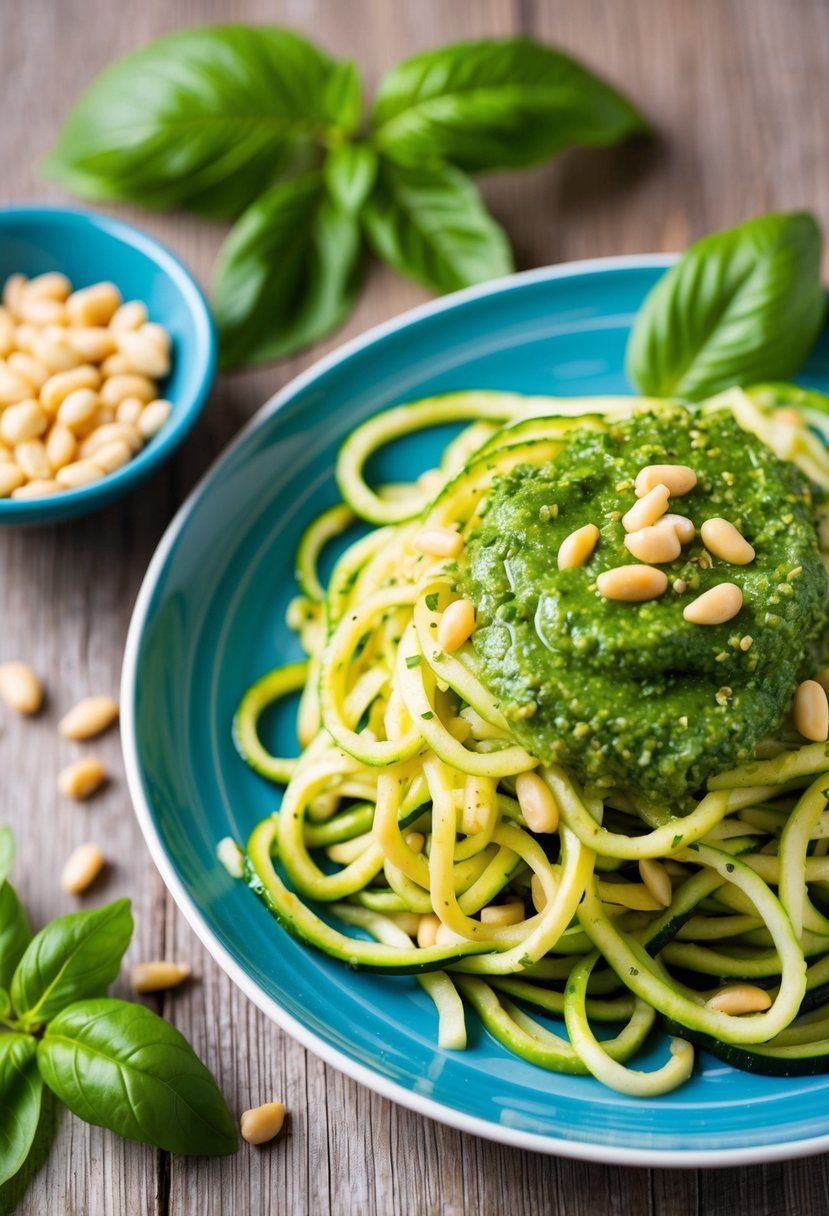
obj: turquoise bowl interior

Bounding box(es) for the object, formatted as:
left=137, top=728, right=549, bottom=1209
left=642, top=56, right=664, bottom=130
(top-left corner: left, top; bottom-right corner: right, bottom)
left=0, top=206, right=215, bottom=524
left=122, top=257, right=829, bottom=1166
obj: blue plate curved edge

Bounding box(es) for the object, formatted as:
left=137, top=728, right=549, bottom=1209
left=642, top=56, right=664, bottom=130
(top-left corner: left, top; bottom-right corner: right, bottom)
left=121, top=255, right=829, bottom=1169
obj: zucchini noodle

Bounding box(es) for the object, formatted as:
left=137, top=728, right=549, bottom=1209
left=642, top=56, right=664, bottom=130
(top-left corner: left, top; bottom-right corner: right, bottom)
left=230, top=390, right=829, bottom=1096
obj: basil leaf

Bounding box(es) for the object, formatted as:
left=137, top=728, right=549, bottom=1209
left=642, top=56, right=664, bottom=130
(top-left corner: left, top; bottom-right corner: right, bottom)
left=44, top=26, right=361, bottom=220
left=0, top=989, right=9, bottom=1021
left=324, top=144, right=378, bottom=214
left=362, top=158, right=513, bottom=293
left=627, top=212, right=826, bottom=400
left=371, top=38, right=648, bottom=172
left=214, top=171, right=363, bottom=369
left=11, top=899, right=132, bottom=1029
left=38, top=999, right=237, bottom=1156
left=0, top=884, right=31, bottom=994
left=0, top=828, right=13, bottom=887
left=0, top=1034, right=42, bottom=1186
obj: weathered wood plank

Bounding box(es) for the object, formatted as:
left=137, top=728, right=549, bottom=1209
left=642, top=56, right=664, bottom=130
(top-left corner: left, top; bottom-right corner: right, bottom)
left=3, top=0, right=829, bottom=1213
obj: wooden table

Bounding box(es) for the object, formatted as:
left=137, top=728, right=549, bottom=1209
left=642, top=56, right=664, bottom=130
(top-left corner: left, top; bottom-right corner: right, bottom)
left=2, top=0, right=829, bottom=1211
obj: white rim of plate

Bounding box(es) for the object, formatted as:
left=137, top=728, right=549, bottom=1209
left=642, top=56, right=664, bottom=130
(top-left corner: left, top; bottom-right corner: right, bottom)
left=122, top=253, right=829, bottom=1168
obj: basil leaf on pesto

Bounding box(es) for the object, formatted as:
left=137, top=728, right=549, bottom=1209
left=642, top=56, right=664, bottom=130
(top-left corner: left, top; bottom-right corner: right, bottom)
left=627, top=212, right=825, bottom=401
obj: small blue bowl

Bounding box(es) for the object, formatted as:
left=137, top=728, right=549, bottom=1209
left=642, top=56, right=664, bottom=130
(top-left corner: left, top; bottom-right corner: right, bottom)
left=0, top=206, right=216, bottom=524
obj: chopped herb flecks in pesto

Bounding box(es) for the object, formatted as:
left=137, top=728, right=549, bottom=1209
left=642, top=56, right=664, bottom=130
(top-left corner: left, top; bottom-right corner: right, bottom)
left=462, top=404, right=829, bottom=799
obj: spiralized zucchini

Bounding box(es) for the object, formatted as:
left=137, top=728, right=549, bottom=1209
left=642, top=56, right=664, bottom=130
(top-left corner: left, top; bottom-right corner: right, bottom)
left=231, top=390, right=829, bottom=1097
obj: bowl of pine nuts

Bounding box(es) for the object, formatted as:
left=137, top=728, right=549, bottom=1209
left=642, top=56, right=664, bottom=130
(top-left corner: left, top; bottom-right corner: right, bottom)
left=0, top=205, right=216, bottom=523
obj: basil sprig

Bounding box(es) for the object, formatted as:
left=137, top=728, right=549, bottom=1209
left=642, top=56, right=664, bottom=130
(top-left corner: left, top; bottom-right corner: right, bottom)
left=45, top=26, right=647, bottom=370
left=627, top=212, right=826, bottom=400
left=0, top=828, right=236, bottom=1192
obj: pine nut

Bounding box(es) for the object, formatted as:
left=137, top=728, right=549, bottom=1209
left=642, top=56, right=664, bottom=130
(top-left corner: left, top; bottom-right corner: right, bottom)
left=26, top=272, right=71, bottom=302
left=638, top=858, right=673, bottom=907
left=77, top=406, right=116, bottom=437
left=41, top=365, right=100, bottom=413
left=57, top=756, right=107, bottom=799
left=530, top=873, right=559, bottom=913
left=137, top=398, right=172, bottom=439
left=624, top=524, right=681, bottom=564
left=0, top=366, right=33, bottom=405
left=141, top=322, right=171, bottom=353
left=91, top=440, right=133, bottom=474
left=435, top=923, right=468, bottom=946
left=705, top=984, right=772, bottom=1015
left=59, top=694, right=119, bottom=740
left=7, top=352, right=49, bottom=392
left=100, top=353, right=132, bottom=377
left=240, top=1101, right=286, bottom=1145
left=217, top=836, right=245, bottom=879
left=61, top=843, right=106, bottom=894
left=30, top=335, right=81, bottom=373
left=437, top=598, right=475, bottom=652
left=67, top=282, right=122, bottom=327
left=46, top=423, right=77, bottom=471
left=18, top=297, right=66, bottom=327
left=412, top=528, right=464, bottom=558
left=57, top=460, right=107, bottom=489
left=480, top=900, right=525, bottom=926
left=404, top=831, right=425, bottom=854
left=110, top=300, right=147, bottom=332
left=634, top=464, right=697, bottom=498
left=79, top=422, right=143, bottom=457
left=2, top=274, right=27, bottom=317
left=417, top=913, right=441, bottom=949
left=116, top=330, right=171, bottom=379
left=700, top=518, right=755, bottom=565
left=15, top=439, right=51, bottom=480
left=657, top=513, right=696, bottom=545
left=0, top=463, right=25, bottom=497
left=100, top=373, right=156, bottom=408
left=773, top=407, right=803, bottom=427
left=683, top=582, right=743, bottom=625
left=597, top=564, right=668, bottom=602
left=11, top=479, right=62, bottom=500
left=64, top=327, right=117, bottom=363
left=557, top=522, right=600, bottom=569
left=1, top=400, right=48, bottom=445
left=794, top=679, right=829, bottom=742
left=0, top=308, right=14, bottom=356
left=622, top=483, right=671, bottom=532
left=116, top=396, right=145, bottom=426
left=515, top=771, right=559, bottom=833
left=0, top=662, right=43, bottom=714
left=129, top=961, right=191, bottom=993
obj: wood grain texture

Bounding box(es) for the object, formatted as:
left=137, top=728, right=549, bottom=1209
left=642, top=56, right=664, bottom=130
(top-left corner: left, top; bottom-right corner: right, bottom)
left=1, top=0, right=828, bottom=1212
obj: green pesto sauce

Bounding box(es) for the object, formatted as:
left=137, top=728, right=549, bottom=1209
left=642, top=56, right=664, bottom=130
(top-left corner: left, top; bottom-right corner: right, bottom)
left=462, top=404, right=829, bottom=801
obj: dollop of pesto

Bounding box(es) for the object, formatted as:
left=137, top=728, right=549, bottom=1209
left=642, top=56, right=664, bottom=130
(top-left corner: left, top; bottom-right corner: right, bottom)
left=462, top=405, right=829, bottom=800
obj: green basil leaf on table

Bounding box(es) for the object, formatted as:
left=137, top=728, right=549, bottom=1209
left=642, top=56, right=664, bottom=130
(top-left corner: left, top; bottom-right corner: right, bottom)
left=324, top=143, right=378, bottom=214
left=44, top=26, right=360, bottom=220
left=38, top=999, right=237, bottom=1156
left=0, top=827, right=14, bottom=887
left=0, top=1034, right=42, bottom=1187
left=11, top=899, right=132, bottom=1030
left=362, top=158, right=513, bottom=293
left=627, top=212, right=826, bottom=400
left=371, top=37, right=648, bottom=172
left=0, top=884, right=32, bottom=995
left=214, top=171, right=363, bottom=370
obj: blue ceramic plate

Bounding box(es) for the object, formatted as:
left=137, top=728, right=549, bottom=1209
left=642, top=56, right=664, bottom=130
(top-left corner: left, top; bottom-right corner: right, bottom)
left=122, top=257, right=829, bottom=1167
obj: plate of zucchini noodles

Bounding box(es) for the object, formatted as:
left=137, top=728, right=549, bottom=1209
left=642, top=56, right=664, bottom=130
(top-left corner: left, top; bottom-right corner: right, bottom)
left=123, top=252, right=829, bottom=1165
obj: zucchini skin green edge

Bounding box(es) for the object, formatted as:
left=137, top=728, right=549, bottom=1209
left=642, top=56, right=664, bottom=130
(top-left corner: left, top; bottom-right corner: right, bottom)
left=246, top=818, right=492, bottom=975
left=663, top=1018, right=829, bottom=1077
